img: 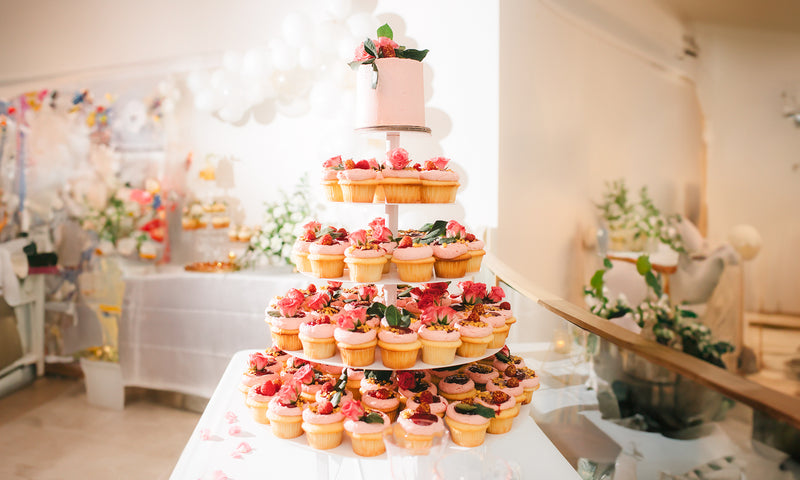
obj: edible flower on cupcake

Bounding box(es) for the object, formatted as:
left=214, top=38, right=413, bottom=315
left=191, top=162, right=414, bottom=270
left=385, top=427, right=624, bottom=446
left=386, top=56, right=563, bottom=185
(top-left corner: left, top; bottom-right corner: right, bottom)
left=341, top=399, right=391, bottom=457
left=380, top=147, right=422, bottom=203
left=293, top=363, right=335, bottom=402
left=418, top=306, right=462, bottom=365
left=239, top=351, right=280, bottom=397
left=334, top=306, right=378, bottom=367
left=396, top=370, right=437, bottom=402
left=431, top=221, right=471, bottom=278
left=266, top=288, right=307, bottom=351
left=406, top=389, right=448, bottom=417
left=445, top=397, right=496, bottom=447
left=291, top=221, right=322, bottom=272
left=267, top=379, right=306, bottom=438
left=368, top=217, right=396, bottom=273
left=337, top=158, right=380, bottom=203
left=344, top=229, right=387, bottom=283
left=321, top=155, right=345, bottom=202
left=264, top=345, right=290, bottom=367
left=420, top=156, right=460, bottom=203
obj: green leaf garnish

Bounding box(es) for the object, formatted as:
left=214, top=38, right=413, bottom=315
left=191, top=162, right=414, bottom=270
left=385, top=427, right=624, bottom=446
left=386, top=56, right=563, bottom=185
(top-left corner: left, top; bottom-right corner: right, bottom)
left=454, top=402, right=495, bottom=418
left=494, top=350, right=511, bottom=363
left=396, top=48, right=429, bottom=62
left=384, top=305, right=411, bottom=328
left=371, top=62, right=379, bottom=89
left=364, top=370, right=392, bottom=382
left=331, top=391, right=342, bottom=408
left=367, top=302, right=387, bottom=318
left=267, top=310, right=282, bottom=317
left=364, top=38, right=378, bottom=58
left=376, top=23, right=393, bottom=40
left=363, top=412, right=384, bottom=424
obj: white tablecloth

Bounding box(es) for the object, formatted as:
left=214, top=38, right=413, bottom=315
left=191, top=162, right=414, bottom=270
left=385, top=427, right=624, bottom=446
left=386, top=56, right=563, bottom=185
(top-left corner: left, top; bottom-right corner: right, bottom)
left=169, top=350, right=581, bottom=480
left=119, top=267, right=305, bottom=398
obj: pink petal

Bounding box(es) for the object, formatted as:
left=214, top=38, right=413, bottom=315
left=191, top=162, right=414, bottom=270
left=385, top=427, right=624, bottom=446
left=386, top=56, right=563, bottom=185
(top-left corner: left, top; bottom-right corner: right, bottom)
left=200, top=428, right=211, bottom=440
left=225, top=411, right=238, bottom=424
left=213, top=471, right=229, bottom=480
left=237, top=442, right=252, bottom=453
left=230, top=451, right=242, bottom=459
left=228, top=425, right=241, bottom=435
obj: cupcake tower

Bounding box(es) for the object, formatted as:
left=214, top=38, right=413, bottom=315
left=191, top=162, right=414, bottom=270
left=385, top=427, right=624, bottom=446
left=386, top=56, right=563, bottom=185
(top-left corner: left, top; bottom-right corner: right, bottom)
left=248, top=23, right=539, bottom=455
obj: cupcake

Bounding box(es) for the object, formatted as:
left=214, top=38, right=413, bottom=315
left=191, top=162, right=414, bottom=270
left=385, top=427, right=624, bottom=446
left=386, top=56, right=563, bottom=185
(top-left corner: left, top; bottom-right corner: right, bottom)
left=315, top=373, right=354, bottom=406
left=212, top=215, right=230, bottom=229
left=432, top=221, right=471, bottom=278
left=361, top=387, right=401, bottom=422
left=454, top=311, right=494, bottom=358
left=406, top=390, right=448, bottom=418
left=375, top=304, right=421, bottom=369
left=291, top=221, right=320, bottom=273
left=475, top=390, right=519, bottom=434
left=420, top=156, right=459, bottom=203
left=444, top=399, right=495, bottom=447
left=280, top=356, right=310, bottom=384
left=438, top=373, right=477, bottom=402
left=492, top=346, right=527, bottom=372
left=396, top=370, right=437, bottom=404
left=418, top=306, right=462, bottom=365
left=359, top=369, right=396, bottom=395
left=267, top=382, right=305, bottom=439
left=302, top=400, right=345, bottom=450
left=237, top=226, right=253, bottom=243
left=321, top=155, right=345, bottom=202
left=239, top=351, right=281, bottom=398
left=293, top=364, right=334, bottom=403
left=486, top=376, right=525, bottom=405
left=381, top=147, right=421, bottom=203
left=308, top=231, right=348, bottom=279
left=299, top=315, right=337, bottom=359
left=338, top=158, right=380, bottom=203
left=334, top=306, right=378, bottom=367
left=343, top=229, right=387, bottom=282
left=503, top=365, right=540, bottom=405
left=465, top=363, right=500, bottom=391
left=265, top=289, right=307, bottom=351
left=346, top=368, right=365, bottom=401
left=392, top=236, right=435, bottom=282
left=480, top=307, right=511, bottom=349
left=246, top=379, right=280, bottom=424
left=265, top=346, right=290, bottom=368
left=342, top=400, right=391, bottom=457
left=464, top=232, right=485, bottom=273
left=395, top=404, right=447, bottom=450
left=368, top=217, right=396, bottom=274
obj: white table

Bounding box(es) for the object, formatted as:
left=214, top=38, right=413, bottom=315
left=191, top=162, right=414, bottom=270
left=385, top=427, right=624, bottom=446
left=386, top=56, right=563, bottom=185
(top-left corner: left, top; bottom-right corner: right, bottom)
left=169, top=350, right=581, bottom=480
left=119, top=267, right=305, bottom=398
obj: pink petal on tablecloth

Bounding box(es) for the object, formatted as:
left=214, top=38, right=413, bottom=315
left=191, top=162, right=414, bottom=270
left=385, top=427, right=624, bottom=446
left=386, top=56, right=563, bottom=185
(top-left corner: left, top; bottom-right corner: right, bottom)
left=237, top=442, right=252, bottom=453
left=228, top=425, right=241, bottom=435
left=212, top=470, right=229, bottom=480
left=230, top=451, right=242, bottom=459
left=200, top=428, right=211, bottom=440
left=225, top=411, right=238, bottom=423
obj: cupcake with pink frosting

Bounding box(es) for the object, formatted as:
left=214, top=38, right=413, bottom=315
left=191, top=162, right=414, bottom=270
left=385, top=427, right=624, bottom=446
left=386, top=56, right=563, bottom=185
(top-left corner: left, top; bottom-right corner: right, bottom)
left=264, top=345, right=290, bottom=368
left=455, top=310, right=494, bottom=358
left=321, top=155, right=345, bottom=202
left=291, top=221, right=321, bottom=272
left=380, top=147, right=421, bottom=203
left=444, top=399, right=495, bottom=447
left=299, top=314, right=337, bottom=359
left=338, top=158, right=380, bottom=203
left=267, top=381, right=306, bottom=438
left=396, top=370, right=437, bottom=404
left=342, top=400, right=391, bottom=457
left=463, top=231, right=485, bottom=272
left=374, top=304, right=421, bottom=369
left=475, top=390, right=519, bottom=434
left=418, top=306, right=462, bottom=365
left=465, top=363, right=500, bottom=391
left=438, top=373, right=477, bottom=402
left=293, top=364, right=334, bottom=403
left=334, top=306, right=377, bottom=367
left=302, top=399, right=346, bottom=450
left=361, top=387, right=401, bottom=422
left=492, top=346, right=527, bottom=372
left=391, top=235, right=435, bottom=282
left=265, top=288, right=308, bottom=351
left=394, top=404, right=446, bottom=450
left=359, top=369, right=396, bottom=396
left=368, top=217, right=396, bottom=274
left=315, top=377, right=354, bottom=406
left=344, top=229, right=387, bottom=283
left=406, top=390, right=448, bottom=418
left=308, top=229, right=349, bottom=279
left=239, top=351, right=280, bottom=398
left=420, top=156, right=459, bottom=203
left=246, top=379, right=281, bottom=424
left=486, top=376, right=525, bottom=405
left=431, top=221, right=471, bottom=278
left=502, top=365, right=540, bottom=405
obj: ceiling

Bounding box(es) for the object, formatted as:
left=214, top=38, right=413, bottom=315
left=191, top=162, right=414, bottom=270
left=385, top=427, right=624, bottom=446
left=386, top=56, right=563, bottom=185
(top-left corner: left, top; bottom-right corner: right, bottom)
left=658, top=0, right=800, bottom=32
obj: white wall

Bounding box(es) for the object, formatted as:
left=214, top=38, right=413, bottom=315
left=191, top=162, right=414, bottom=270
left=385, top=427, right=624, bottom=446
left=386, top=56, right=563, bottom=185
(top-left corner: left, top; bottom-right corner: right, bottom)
left=694, top=24, right=800, bottom=314
left=494, top=0, right=704, bottom=301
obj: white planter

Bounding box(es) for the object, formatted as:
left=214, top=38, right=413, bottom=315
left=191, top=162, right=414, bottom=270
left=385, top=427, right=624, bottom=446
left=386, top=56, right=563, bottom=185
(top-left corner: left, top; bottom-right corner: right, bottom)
left=80, top=357, right=125, bottom=410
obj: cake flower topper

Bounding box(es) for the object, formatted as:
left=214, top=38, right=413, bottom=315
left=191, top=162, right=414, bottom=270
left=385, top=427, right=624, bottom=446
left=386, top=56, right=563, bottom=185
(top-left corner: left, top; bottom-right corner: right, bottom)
left=349, top=24, right=430, bottom=88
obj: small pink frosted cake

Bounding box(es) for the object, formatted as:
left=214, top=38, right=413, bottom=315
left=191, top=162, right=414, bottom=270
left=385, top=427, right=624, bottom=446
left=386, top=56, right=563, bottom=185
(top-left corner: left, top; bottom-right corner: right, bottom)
left=356, top=58, right=425, bottom=129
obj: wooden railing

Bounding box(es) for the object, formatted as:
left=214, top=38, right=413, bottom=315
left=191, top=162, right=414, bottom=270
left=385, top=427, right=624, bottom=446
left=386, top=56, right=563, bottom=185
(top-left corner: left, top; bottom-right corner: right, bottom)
left=484, top=252, right=800, bottom=430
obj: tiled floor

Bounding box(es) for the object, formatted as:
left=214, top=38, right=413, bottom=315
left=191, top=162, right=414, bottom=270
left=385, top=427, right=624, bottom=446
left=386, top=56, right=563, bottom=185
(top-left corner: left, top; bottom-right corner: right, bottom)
left=0, top=376, right=201, bottom=480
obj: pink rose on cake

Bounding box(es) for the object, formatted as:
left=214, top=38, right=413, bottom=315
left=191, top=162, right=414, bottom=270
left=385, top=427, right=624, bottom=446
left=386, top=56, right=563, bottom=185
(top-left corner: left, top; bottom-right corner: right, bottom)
left=277, top=288, right=305, bottom=317
left=446, top=220, right=467, bottom=239
left=486, top=286, right=505, bottom=304
left=387, top=147, right=411, bottom=170
left=357, top=284, right=379, bottom=302
left=459, top=281, right=488, bottom=306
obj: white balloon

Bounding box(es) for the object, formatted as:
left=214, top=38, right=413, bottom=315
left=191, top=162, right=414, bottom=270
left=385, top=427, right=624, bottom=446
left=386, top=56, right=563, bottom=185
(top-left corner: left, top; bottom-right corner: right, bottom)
left=298, top=46, right=319, bottom=70
left=276, top=97, right=310, bottom=118
left=282, top=12, right=311, bottom=48
left=242, top=81, right=265, bottom=105
left=218, top=105, right=246, bottom=123
left=313, top=21, right=345, bottom=53
left=270, top=38, right=298, bottom=71
left=272, top=69, right=312, bottom=99
left=241, top=49, right=272, bottom=80
left=346, top=13, right=375, bottom=39
left=186, top=70, right=211, bottom=93
left=309, top=81, right=340, bottom=118
left=210, top=68, right=229, bottom=89
left=337, top=36, right=357, bottom=61
left=223, top=50, right=243, bottom=72
left=326, top=0, right=352, bottom=19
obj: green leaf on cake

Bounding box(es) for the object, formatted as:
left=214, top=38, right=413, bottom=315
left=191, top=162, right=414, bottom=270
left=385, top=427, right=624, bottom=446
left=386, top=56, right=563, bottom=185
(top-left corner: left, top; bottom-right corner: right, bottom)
left=266, top=310, right=282, bottom=317
left=371, top=62, right=379, bottom=89
left=396, top=48, right=429, bottom=62
left=331, top=391, right=342, bottom=408
left=376, top=23, right=393, bottom=40
left=494, top=350, right=511, bottom=363
left=453, top=402, right=495, bottom=418
left=364, top=370, right=393, bottom=382
left=363, top=412, right=384, bottom=424
left=367, top=302, right=387, bottom=318
left=364, top=38, right=378, bottom=58
left=384, top=305, right=410, bottom=328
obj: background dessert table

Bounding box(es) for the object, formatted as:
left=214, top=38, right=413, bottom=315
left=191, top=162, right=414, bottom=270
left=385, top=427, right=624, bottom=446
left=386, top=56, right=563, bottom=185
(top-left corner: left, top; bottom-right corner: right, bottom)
left=169, top=349, right=581, bottom=480
left=120, top=267, right=305, bottom=398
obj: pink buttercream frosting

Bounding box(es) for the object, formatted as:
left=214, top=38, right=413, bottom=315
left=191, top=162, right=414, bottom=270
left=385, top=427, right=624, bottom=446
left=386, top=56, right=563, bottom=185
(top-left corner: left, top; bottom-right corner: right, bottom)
left=393, top=245, right=433, bottom=261
left=270, top=315, right=306, bottom=331
left=439, top=374, right=475, bottom=395
left=429, top=367, right=463, bottom=380
left=432, top=243, right=469, bottom=259
left=418, top=325, right=460, bottom=342
left=334, top=328, right=377, bottom=345
left=338, top=169, right=378, bottom=181
left=405, top=394, right=448, bottom=416
left=345, top=246, right=386, bottom=259
left=466, top=239, right=485, bottom=251
left=476, top=392, right=516, bottom=412
left=268, top=398, right=303, bottom=416
left=247, top=388, right=276, bottom=404
left=380, top=241, right=396, bottom=254
left=398, top=409, right=445, bottom=436
left=483, top=312, right=508, bottom=328
left=292, top=239, right=313, bottom=253
left=381, top=168, right=420, bottom=179
left=378, top=327, right=419, bottom=344
left=420, top=170, right=458, bottom=182
left=315, top=389, right=354, bottom=405
left=299, top=321, right=336, bottom=339
left=346, top=368, right=365, bottom=381
left=362, top=390, right=400, bottom=411
left=399, top=382, right=437, bottom=400
left=302, top=407, right=345, bottom=425
left=344, top=411, right=391, bottom=435
left=446, top=402, right=491, bottom=425
left=321, top=170, right=339, bottom=181
left=241, top=370, right=280, bottom=387
left=493, top=355, right=526, bottom=372
left=360, top=377, right=397, bottom=392
left=455, top=320, right=492, bottom=338
left=466, top=365, right=499, bottom=385
left=486, top=378, right=523, bottom=398
left=309, top=243, right=347, bottom=255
